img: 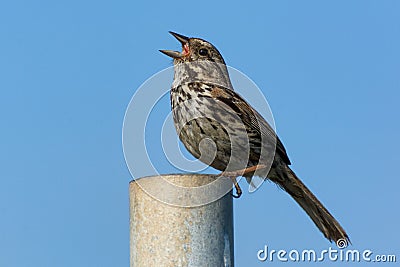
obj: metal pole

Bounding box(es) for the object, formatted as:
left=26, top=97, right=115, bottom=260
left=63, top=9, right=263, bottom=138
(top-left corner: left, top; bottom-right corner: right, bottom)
left=129, top=174, right=234, bottom=267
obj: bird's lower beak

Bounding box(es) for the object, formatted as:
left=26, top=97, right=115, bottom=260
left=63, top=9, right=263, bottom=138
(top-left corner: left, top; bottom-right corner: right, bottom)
left=159, top=50, right=182, bottom=58
left=160, top=31, right=190, bottom=59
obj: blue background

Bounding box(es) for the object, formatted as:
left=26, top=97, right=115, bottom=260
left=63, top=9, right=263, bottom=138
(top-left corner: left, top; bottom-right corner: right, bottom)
left=1, top=0, right=399, bottom=266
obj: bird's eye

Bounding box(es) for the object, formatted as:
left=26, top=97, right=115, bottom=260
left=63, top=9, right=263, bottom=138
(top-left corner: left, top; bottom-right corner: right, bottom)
left=198, top=48, right=208, bottom=56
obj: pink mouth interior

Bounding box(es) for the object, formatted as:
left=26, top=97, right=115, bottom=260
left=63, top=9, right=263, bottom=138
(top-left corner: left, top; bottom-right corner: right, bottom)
left=182, top=43, right=190, bottom=56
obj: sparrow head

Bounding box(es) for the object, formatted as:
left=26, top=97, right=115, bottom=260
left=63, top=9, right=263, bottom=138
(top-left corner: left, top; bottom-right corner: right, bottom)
left=160, top=31, right=226, bottom=65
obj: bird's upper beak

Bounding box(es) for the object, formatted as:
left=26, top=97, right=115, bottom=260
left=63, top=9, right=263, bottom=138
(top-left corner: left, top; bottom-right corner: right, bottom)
left=159, top=31, right=190, bottom=59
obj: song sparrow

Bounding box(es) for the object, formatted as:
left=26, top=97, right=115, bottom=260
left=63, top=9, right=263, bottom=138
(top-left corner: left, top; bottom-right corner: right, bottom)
left=160, top=31, right=349, bottom=244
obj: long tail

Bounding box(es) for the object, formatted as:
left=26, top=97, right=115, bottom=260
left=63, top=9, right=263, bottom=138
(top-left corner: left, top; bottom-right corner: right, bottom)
left=271, top=164, right=349, bottom=244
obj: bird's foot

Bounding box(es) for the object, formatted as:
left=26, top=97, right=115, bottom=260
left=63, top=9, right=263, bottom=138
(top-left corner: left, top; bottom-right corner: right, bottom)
left=231, top=180, right=242, bottom=198
left=218, top=164, right=267, bottom=198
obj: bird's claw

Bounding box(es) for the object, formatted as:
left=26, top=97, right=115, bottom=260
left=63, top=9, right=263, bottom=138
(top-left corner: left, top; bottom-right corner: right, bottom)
left=231, top=186, right=242, bottom=198
left=219, top=165, right=268, bottom=199
left=218, top=171, right=243, bottom=199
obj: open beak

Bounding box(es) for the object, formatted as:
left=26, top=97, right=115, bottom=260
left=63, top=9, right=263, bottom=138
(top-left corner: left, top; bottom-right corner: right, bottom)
left=159, top=31, right=190, bottom=59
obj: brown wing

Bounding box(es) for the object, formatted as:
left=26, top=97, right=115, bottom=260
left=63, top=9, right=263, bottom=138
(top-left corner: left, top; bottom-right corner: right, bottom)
left=209, top=85, right=291, bottom=165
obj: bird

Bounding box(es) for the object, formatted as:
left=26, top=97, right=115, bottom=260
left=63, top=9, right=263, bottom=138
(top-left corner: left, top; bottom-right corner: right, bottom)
left=160, top=31, right=349, bottom=244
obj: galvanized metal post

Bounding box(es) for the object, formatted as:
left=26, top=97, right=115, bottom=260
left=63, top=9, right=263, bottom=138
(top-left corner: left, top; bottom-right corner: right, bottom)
left=129, top=174, right=234, bottom=267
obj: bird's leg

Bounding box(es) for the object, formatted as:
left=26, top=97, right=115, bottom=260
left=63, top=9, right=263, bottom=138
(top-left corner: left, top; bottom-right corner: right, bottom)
left=229, top=176, right=242, bottom=198
left=219, top=164, right=267, bottom=198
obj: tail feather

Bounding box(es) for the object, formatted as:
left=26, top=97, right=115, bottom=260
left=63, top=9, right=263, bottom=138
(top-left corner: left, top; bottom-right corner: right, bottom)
left=271, top=164, right=349, bottom=244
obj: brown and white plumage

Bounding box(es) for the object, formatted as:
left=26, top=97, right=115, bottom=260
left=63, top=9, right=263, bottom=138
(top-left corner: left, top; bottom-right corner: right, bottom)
left=160, top=31, right=349, bottom=244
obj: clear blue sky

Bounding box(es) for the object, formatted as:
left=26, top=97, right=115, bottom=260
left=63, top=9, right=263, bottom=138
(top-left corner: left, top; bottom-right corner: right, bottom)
left=1, top=0, right=399, bottom=266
